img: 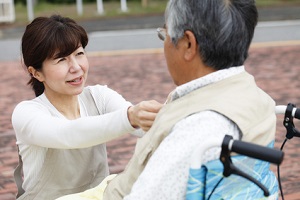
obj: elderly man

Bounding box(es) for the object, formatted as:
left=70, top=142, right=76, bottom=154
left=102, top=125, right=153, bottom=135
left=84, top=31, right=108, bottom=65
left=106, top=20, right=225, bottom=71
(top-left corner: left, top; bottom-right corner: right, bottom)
left=105, top=0, right=277, bottom=199
left=57, top=0, right=278, bottom=199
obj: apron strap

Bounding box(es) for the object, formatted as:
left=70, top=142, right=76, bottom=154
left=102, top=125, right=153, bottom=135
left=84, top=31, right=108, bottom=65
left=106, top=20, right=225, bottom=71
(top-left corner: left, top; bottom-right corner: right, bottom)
left=14, top=146, right=25, bottom=198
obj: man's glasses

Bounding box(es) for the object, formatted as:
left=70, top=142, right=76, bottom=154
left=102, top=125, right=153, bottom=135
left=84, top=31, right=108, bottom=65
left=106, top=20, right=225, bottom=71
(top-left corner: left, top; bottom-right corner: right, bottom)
left=157, top=27, right=167, bottom=41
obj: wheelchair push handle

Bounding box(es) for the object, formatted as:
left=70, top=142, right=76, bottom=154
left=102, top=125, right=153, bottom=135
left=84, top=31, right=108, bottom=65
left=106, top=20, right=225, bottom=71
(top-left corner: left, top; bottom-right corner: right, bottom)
left=223, top=135, right=284, bottom=165
left=276, top=104, right=300, bottom=120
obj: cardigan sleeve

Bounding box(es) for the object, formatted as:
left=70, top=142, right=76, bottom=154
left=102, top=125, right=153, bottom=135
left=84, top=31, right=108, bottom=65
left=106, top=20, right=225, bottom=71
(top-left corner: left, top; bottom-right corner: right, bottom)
left=88, top=85, right=145, bottom=137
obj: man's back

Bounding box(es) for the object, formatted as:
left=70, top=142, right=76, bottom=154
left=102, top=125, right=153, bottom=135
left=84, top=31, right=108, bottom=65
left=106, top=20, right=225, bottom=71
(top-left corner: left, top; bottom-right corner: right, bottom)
left=105, top=70, right=276, bottom=199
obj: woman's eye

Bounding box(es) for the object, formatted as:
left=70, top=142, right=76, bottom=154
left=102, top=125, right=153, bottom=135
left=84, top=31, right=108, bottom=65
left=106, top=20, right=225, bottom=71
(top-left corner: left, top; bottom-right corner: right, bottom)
left=77, top=51, right=85, bottom=56
left=57, top=58, right=66, bottom=63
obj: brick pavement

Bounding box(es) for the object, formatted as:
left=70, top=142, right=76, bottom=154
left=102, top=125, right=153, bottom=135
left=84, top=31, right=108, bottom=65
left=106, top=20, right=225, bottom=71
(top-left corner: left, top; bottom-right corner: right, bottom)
left=0, top=44, right=300, bottom=199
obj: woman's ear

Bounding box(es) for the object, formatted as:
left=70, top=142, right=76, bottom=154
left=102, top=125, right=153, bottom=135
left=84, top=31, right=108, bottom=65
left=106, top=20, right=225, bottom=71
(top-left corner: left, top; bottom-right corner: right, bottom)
left=28, top=66, right=44, bottom=82
left=183, top=30, right=198, bottom=61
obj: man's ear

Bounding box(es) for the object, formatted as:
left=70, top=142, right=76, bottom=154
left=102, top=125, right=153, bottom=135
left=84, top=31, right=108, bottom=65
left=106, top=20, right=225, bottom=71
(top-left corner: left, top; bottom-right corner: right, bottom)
left=183, top=30, right=198, bottom=61
left=28, top=66, right=44, bottom=82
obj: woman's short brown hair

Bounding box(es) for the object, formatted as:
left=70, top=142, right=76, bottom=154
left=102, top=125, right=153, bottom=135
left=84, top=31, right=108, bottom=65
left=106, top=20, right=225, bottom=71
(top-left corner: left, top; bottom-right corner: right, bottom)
left=21, top=14, right=88, bottom=97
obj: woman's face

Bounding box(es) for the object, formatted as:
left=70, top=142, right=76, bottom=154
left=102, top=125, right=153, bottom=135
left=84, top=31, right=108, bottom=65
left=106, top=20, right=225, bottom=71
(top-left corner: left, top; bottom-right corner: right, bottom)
left=37, top=46, right=89, bottom=98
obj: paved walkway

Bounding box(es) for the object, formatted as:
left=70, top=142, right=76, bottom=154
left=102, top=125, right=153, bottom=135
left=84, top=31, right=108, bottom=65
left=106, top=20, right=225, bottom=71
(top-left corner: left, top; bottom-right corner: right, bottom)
left=0, top=41, right=300, bottom=199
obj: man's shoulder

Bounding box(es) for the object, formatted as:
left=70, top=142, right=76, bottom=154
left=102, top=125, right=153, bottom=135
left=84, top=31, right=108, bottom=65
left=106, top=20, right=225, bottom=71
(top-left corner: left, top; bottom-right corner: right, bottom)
left=174, top=110, right=234, bottom=131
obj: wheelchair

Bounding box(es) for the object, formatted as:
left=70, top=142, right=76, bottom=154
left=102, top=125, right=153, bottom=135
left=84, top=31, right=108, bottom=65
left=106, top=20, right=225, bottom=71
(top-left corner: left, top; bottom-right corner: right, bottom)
left=186, top=103, right=300, bottom=200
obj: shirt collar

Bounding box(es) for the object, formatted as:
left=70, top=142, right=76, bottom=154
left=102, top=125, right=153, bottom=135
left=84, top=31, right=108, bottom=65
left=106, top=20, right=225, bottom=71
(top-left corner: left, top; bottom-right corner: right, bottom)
left=171, top=66, right=245, bottom=101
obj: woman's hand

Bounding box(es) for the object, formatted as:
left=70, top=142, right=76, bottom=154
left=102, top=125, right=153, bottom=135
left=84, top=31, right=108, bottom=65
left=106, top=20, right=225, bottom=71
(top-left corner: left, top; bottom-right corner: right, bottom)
left=127, top=100, right=163, bottom=132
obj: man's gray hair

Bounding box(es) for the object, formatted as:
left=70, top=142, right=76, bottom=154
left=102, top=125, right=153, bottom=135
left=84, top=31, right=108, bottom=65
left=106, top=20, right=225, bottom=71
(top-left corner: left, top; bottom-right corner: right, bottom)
left=165, top=0, right=258, bottom=70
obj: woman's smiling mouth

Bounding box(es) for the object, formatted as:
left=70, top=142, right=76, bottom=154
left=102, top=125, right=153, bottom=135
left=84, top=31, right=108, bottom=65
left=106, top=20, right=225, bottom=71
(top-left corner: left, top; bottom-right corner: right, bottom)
left=67, top=76, right=83, bottom=85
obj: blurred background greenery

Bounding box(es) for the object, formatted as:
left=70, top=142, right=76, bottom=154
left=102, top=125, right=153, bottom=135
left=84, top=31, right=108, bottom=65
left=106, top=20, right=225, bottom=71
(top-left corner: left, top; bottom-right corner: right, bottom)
left=7, top=0, right=300, bottom=26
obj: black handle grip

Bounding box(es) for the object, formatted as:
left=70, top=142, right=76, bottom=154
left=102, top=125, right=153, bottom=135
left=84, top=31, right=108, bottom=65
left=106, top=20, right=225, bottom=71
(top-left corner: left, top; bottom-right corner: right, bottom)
left=295, top=108, right=300, bottom=120
left=231, top=140, right=284, bottom=165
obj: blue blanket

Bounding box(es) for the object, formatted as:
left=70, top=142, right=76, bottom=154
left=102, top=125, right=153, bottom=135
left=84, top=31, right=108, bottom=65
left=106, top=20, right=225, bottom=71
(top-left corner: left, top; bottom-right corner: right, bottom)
left=186, top=143, right=278, bottom=200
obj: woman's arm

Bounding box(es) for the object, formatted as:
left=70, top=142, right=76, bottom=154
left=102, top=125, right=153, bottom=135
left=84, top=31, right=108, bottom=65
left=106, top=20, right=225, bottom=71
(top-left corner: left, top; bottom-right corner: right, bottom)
left=12, top=100, right=134, bottom=149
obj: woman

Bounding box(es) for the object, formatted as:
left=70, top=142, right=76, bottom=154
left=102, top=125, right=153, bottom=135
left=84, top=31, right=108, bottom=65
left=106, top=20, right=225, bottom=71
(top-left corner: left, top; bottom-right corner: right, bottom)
left=11, top=15, right=162, bottom=200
